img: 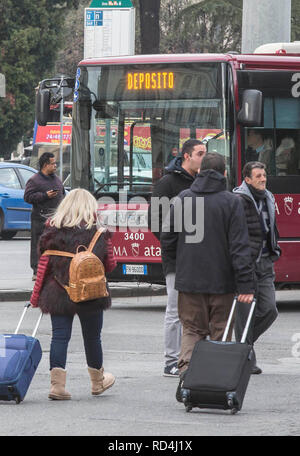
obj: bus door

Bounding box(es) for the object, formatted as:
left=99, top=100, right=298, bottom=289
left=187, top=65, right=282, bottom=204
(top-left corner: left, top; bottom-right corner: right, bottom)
left=237, top=70, right=300, bottom=283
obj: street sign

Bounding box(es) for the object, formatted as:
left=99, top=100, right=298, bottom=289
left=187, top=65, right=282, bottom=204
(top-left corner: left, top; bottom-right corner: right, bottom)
left=0, top=73, right=5, bottom=97
left=84, top=1, right=135, bottom=59
left=89, top=1, right=133, bottom=7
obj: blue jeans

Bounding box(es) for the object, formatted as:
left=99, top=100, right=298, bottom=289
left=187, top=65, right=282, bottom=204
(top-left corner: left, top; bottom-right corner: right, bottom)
left=50, top=310, right=103, bottom=370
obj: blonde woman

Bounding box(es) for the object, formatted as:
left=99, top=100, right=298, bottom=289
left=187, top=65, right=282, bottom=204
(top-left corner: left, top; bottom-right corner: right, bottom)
left=31, top=188, right=116, bottom=400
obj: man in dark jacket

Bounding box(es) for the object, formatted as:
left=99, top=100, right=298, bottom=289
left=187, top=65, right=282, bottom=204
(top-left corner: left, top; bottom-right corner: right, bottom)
left=149, top=139, right=206, bottom=377
left=233, top=161, right=281, bottom=374
left=160, top=153, right=255, bottom=383
left=24, top=152, right=65, bottom=280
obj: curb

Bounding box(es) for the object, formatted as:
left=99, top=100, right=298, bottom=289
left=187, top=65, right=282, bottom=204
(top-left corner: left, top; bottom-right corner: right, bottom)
left=0, top=284, right=167, bottom=302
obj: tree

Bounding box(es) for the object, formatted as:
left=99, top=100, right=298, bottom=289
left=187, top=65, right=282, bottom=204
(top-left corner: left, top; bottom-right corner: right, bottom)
left=55, top=0, right=90, bottom=77
left=291, top=0, right=300, bottom=41
left=0, top=0, right=79, bottom=158
left=160, top=0, right=243, bottom=54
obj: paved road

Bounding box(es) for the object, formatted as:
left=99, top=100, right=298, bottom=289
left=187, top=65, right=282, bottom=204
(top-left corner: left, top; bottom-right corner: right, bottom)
left=1, top=297, right=300, bottom=437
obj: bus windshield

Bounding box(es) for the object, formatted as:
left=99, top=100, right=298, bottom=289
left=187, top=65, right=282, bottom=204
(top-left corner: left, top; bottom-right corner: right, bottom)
left=71, top=62, right=231, bottom=196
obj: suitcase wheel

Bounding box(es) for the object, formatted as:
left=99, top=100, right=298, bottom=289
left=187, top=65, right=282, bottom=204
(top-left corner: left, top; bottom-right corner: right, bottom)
left=227, top=393, right=238, bottom=414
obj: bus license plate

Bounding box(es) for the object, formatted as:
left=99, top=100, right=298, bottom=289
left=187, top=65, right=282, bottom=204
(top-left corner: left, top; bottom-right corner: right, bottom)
left=122, top=265, right=148, bottom=275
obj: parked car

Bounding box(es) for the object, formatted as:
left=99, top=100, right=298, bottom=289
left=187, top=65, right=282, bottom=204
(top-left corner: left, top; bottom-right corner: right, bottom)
left=0, top=162, right=37, bottom=239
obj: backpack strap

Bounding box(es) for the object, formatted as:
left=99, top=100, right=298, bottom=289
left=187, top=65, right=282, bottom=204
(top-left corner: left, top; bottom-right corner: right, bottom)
left=41, top=251, right=73, bottom=292
left=87, top=228, right=105, bottom=253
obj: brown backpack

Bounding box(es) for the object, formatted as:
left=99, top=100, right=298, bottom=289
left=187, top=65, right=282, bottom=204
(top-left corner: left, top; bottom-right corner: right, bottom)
left=42, top=229, right=109, bottom=303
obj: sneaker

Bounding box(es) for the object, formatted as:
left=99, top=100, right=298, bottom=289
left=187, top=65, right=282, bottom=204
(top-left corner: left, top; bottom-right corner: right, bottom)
left=32, top=274, right=37, bottom=281
left=163, top=363, right=179, bottom=377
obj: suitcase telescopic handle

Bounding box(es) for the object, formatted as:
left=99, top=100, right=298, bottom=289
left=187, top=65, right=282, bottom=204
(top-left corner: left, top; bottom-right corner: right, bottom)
left=14, top=303, right=43, bottom=338
left=222, top=297, right=256, bottom=343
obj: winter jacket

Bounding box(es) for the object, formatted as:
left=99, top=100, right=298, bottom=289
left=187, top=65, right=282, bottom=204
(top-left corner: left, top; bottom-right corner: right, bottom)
left=160, top=170, right=255, bottom=294
left=36, top=224, right=116, bottom=316
left=148, top=156, right=195, bottom=275
left=24, top=171, right=65, bottom=220
left=232, top=181, right=281, bottom=263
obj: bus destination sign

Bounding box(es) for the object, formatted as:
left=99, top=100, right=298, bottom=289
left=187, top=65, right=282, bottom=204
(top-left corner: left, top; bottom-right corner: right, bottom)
left=127, top=71, right=175, bottom=91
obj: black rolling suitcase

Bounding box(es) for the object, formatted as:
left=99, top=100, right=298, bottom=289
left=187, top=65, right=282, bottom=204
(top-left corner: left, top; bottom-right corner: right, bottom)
left=181, top=297, right=256, bottom=414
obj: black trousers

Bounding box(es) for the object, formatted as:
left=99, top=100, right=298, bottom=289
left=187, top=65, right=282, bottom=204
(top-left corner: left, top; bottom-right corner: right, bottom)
left=30, top=216, right=45, bottom=274
left=234, top=256, right=278, bottom=346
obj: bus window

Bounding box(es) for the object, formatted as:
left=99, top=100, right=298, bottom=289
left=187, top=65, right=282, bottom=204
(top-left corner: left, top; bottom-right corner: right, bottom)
left=71, top=62, right=231, bottom=195
left=242, top=95, right=300, bottom=192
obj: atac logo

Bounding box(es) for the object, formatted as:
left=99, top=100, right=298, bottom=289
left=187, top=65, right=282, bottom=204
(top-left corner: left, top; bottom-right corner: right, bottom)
left=284, top=196, right=293, bottom=216
left=131, top=243, right=140, bottom=257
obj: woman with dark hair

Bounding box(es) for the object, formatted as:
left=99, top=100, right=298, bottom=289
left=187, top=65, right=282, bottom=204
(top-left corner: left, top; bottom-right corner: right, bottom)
left=31, top=188, right=116, bottom=400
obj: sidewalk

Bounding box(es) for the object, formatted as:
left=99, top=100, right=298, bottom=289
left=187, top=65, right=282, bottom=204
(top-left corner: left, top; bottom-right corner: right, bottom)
left=0, top=234, right=166, bottom=302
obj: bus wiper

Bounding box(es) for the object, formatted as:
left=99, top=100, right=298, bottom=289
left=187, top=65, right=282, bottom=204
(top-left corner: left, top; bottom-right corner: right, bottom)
left=202, top=131, right=224, bottom=144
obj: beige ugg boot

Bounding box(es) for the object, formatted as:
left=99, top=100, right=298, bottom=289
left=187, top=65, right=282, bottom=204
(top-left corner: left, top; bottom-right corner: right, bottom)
left=88, top=367, right=115, bottom=395
left=48, top=367, right=72, bottom=400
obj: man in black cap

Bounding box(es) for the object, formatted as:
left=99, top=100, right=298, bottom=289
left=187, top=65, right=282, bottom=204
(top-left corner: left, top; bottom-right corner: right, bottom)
left=160, top=152, right=255, bottom=401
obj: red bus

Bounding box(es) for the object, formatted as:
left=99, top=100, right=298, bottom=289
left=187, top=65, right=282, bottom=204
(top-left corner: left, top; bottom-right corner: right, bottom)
left=70, top=50, right=300, bottom=285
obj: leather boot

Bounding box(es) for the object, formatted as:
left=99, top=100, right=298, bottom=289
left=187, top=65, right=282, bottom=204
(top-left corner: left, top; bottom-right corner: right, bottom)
left=49, top=367, right=71, bottom=400
left=88, top=367, right=115, bottom=395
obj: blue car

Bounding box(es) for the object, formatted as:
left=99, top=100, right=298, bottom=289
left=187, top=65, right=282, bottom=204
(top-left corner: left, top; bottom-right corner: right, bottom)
left=0, top=162, right=37, bottom=239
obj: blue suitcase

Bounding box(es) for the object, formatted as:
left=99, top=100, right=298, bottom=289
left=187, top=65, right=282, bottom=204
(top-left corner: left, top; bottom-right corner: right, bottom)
left=0, top=304, right=42, bottom=404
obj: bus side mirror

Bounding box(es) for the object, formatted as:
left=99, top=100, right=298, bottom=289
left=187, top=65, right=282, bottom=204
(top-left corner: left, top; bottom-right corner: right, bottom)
left=238, top=89, right=263, bottom=127
left=36, top=89, right=51, bottom=126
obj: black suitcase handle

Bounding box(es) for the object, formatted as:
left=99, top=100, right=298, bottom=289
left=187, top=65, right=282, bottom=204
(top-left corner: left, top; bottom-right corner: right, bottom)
left=222, top=297, right=256, bottom=343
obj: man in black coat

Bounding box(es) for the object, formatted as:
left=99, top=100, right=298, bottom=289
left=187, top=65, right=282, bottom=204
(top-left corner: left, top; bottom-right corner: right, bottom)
left=24, top=152, right=65, bottom=280
left=233, top=161, right=281, bottom=374
left=160, top=153, right=255, bottom=383
left=149, top=139, right=206, bottom=377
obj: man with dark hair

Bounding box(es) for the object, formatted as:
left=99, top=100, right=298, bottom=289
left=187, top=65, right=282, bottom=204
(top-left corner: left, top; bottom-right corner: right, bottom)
left=245, top=130, right=273, bottom=174
left=24, top=152, right=65, bottom=280
left=233, top=161, right=281, bottom=374
left=160, top=152, right=255, bottom=399
left=149, top=139, right=206, bottom=377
